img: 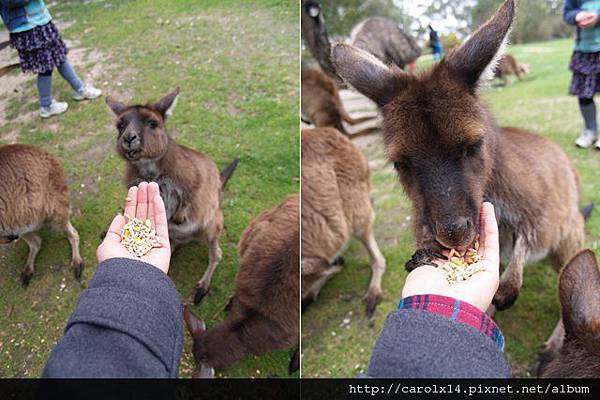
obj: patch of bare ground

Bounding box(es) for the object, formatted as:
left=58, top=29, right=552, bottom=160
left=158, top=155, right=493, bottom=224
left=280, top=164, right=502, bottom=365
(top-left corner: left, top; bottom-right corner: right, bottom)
left=0, top=22, right=135, bottom=145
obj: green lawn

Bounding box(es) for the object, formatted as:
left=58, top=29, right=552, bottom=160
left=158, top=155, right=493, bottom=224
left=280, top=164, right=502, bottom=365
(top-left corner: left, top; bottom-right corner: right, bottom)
left=301, top=38, right=600, bottom=378
left=0, top=0, right=298, bottom=378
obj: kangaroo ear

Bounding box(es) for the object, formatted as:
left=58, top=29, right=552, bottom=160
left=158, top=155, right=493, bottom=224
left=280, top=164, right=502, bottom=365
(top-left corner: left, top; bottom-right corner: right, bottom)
left=183, top=305, right=206, bottom=339
left=445, top=0, right=515, bottom=88
left=560, top=250, right=600, bottom=356
left=154, top=87, right=180, bottom=118
left=331, top=43, right=407, bottom=107
left=106, top=96, right=128, bottom=116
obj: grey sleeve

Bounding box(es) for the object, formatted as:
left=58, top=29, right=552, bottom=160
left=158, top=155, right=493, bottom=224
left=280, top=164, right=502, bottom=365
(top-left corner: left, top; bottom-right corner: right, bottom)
left=43, top=258, right=183, bottom=378
left=367, top=310, right=511, bottom=378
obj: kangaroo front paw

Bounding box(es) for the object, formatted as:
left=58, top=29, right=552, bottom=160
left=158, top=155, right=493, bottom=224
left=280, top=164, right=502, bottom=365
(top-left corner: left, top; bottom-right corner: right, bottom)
left=493, top=283, right=520, bottom=311
left=405, top=248, right=443, bottom=272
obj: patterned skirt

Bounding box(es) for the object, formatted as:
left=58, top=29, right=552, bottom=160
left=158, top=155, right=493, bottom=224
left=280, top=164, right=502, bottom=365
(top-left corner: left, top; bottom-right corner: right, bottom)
left=9, top=21, right=67, bottom=74
left=569, top=51, right=600, bottom=99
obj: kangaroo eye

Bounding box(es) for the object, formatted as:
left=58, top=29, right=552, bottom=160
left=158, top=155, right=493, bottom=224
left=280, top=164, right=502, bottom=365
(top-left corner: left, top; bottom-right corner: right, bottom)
left=116, top=122, right=125, bottom=131
left=465, top=140, right=483, bottom=157
left=394, top=159, right=411, bottom=171
left=147, top=120, right=158, bottom=129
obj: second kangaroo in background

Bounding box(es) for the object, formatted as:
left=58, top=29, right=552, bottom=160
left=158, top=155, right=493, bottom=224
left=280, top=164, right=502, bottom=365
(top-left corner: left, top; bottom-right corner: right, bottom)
left=302, top=68, right=374, bottom=135
left=301, top=127, right=386, bottom=318
left=106, top=87, right=238, bottom=305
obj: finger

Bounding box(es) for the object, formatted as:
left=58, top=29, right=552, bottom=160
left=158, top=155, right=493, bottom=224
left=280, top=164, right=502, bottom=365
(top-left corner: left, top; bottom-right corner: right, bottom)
left=105, top=214, right=126, bottom=242
left=147, top=182, right=160, bottom=223
left=153, top=192, right=170, bottom=241
left=124, top=186, right=138, bottom=218
left=136, top=182, right=149, bottom=220
left=480, top=202, right=500, bottom=271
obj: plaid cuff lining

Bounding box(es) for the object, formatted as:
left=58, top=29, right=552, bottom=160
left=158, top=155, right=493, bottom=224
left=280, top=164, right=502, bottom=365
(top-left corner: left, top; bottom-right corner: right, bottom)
left=398, top=294, right=505, bottom=351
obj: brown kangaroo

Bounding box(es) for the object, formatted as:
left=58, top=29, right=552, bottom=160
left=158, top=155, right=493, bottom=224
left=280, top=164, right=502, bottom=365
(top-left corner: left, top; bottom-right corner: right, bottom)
left=494, top=54, right=531, bottom=86
left=184, top=194, right=299, bottom=377
left=301, top=127, right=386, bottom=318
left=0, top=144, right=83, bottom=285
left=302, top=68, right=374, bottom=135
left=106, top=88, right=238, bottom=305
left=539, top=250, right=600, bottom=378
left=332, top=0, right=587, bottom=354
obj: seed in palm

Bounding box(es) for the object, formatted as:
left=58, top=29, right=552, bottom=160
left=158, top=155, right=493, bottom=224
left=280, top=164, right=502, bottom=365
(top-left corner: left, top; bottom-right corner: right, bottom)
left=120, top=214, right=162, bottom=257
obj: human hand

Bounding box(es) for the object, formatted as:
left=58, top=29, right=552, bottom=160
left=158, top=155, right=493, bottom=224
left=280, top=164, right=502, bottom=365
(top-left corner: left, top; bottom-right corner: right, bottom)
left=401, top=202, right=500, bottom=312
left=576, top=11, right=598, bottom=28
left=96, top=181, right=171, bottom=274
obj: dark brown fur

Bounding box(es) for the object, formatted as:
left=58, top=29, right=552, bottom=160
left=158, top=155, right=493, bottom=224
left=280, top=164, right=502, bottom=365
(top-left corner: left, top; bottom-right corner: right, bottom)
left=302, top=68, right=374, bottom=135
left=301, top=127, right=386, bottom=317
left=332, top=0, right=584, bottom=350
left=184, top=195, right=299, bottom=377
left=106, top=88, right=237, bottom=304
left=0, top=144, right=83, bottom=285
left=540, top=250, right=600, bottom=378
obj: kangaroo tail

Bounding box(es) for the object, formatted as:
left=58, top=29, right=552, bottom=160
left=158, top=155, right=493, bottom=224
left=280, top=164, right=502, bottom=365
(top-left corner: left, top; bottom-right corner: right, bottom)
left=220, top=158, right=239, bottom=190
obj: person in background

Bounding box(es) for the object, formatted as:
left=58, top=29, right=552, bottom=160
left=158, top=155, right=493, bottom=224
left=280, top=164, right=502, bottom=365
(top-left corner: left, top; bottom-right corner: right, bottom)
left=0, top=0, right=102, bottom=118
left=367, top=202, right=511, bottom=378
left=43, top=182, right=183, bottom=378
left=428, top=24, right=444, bottom=62
left=564, top=0, right=600, bottom=149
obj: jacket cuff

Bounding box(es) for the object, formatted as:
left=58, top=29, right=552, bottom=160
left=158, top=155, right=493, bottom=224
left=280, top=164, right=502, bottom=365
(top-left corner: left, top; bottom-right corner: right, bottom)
left=399, top=294, right=504, bottom=351
left=564, top=9, right=580, bottom=25
left=65, top=258, right=183, bottom=375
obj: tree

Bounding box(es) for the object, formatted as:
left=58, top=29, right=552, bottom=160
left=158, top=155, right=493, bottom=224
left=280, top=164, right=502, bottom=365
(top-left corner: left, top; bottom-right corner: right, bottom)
left=471, top=0, right=569, bottom=43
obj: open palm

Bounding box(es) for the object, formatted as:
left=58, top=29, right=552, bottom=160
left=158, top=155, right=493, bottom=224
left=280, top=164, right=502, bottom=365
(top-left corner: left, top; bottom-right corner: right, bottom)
left=96, top=182, right=171, bottom=274
left=402, top=202, right=500, bottom=311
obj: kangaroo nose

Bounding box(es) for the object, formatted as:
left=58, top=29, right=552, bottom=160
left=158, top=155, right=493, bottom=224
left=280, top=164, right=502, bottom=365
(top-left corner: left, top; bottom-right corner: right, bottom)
left=123, top=134, right=140, bottom=148
left=436, top=217, right=472, bottom=237
left=446, top=217, right=471, bottom=237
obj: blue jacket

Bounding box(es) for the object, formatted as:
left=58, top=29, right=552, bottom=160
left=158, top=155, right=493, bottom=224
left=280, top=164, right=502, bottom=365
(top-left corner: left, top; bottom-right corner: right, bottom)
left=43, top=258, right=183, bottom=378
left=564, top=0, right=600, bottom=52
left=0, top=0, right=51, bottom=33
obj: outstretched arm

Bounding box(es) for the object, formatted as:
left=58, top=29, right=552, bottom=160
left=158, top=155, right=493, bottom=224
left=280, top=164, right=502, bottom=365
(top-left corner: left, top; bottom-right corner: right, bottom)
left=43, top=182, right=182, bottom=378
left=368, top=203, right=510, bottom=378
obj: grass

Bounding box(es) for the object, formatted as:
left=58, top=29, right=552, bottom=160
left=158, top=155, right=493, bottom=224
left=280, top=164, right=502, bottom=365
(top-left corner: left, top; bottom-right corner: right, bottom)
left=301, top=38, right=600, bottom=378
left=0, top=0, right=298, bottom=378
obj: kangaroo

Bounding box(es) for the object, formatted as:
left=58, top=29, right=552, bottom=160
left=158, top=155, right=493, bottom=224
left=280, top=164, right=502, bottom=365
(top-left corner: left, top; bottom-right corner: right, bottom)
left=184, top=194, right=299, bottom=377
left=0, top=144, right=83, bottom=285
left=301, top=127, right=386, bottom=318
left=302, top=68, right=374, bottom=135
left=106, top=88, right=238, bottom=304
left=539, top=250, right=600, bottom=378
left=331, top=0, right=587, bottom=356
left=494, top=54, right=531, bottom=86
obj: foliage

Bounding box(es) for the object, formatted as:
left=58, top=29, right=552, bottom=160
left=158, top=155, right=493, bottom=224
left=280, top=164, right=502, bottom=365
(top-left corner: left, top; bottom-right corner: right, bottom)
left=472, top=0, right=571, bottom=43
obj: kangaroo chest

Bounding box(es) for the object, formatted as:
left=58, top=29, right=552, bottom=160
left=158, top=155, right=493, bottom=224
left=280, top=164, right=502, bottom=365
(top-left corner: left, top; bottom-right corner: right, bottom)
left=132, top=161, right=199, bottom=243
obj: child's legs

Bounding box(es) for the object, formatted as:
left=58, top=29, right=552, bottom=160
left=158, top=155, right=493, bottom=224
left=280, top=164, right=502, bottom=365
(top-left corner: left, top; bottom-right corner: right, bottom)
left=579, top=97, right=597, bottom=132
left=57, top=59, right=84, bottom=93
left=37, top=70, right=53, bottom=107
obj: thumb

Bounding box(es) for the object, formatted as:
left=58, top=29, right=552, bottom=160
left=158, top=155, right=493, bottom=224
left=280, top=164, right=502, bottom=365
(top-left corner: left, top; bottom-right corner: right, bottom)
left=105, top=214, right=126, bottom=243
left=480, top=202, right=500, bottom=273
